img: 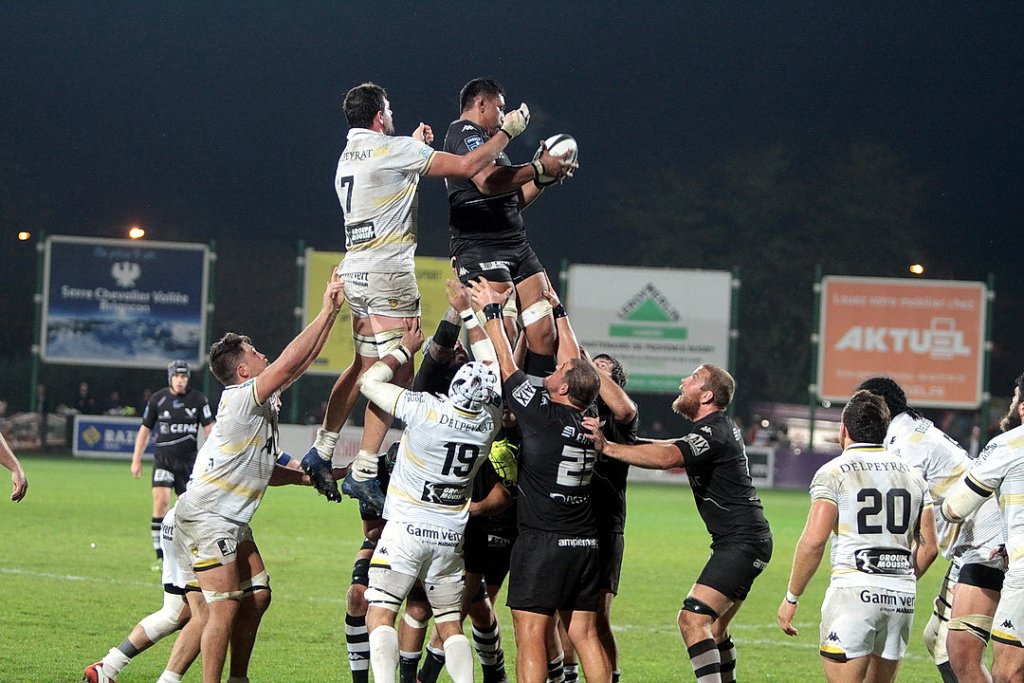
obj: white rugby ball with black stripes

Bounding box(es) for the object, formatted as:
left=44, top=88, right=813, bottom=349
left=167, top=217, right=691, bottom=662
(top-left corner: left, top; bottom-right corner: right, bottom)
left=534, top=134, right=578, bottom=186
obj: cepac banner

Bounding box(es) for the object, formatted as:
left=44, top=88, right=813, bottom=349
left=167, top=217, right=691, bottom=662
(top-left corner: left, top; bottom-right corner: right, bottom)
left=566, top=265, right=733, bottom=393
left=817, top=276, right=987, bottom=407
left=302, top=250, right=453, bottom=375
left=72, top=415, right=154, bottom=459
left=42, top=236, right=209, bottom=368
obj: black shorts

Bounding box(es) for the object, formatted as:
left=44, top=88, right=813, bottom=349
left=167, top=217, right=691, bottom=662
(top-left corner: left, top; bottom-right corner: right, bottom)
left=959, top=562, right=1005, bottom=592
left=484, top=532, right=516, bottom=590
left=451, top=240, right=545, bottom=285
left=598, top=531, right=625, bottom=595
left=463, top=518, right=488, bottom=575
left=152, top=453, right=196, bottom=495
left=695, top=538, right=773, bottom=602
left=506, top=530, right=601, bottom=614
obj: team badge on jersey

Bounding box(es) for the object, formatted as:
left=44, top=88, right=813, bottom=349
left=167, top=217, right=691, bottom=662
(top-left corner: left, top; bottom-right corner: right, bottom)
left=465, top=135, right=484, bottom=151
left=682, top=433, right=711, bottom=456
left=511, top=380, right=536, bottom=406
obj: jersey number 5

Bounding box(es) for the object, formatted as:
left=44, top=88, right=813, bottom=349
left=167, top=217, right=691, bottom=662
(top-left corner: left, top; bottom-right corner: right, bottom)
left=856, top=488, right=912, bottom=534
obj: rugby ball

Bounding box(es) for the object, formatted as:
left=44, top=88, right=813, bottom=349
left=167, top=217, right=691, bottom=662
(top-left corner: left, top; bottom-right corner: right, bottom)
left=533, top=134, right=578, bottom=187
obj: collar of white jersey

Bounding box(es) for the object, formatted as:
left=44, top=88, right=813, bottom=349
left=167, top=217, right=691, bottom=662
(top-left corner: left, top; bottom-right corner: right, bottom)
left=845, top=442, right=886, bottom=452
left=347, top=127, right=385, bottom=141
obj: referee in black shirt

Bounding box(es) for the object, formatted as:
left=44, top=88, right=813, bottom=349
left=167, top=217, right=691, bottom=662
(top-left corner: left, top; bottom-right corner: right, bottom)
left=585, top=364, right=772, bottom=683
left=469, top=279, right=611, bottom=683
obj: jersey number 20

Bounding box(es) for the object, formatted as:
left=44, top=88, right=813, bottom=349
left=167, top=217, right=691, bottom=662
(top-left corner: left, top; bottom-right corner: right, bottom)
left=856, top=488, right=912, bottom=534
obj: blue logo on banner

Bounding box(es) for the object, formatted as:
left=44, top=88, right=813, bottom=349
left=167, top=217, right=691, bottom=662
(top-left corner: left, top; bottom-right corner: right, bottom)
left=74, top=415, right=154, bottom=458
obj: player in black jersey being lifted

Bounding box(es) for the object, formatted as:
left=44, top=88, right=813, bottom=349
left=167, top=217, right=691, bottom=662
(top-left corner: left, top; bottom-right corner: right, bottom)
left=131, top=361, right=215, bottom=564
left=585, top=364, right=772, bottom=683
left=444, top=78, right=575, bottom=366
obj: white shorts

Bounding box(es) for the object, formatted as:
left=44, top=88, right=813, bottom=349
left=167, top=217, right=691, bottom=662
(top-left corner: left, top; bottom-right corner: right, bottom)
left=370, top=519, right=464, bottom=585
left=160, top=513, right=196, bottom=591
left=338, top=269, right=420, bottom=319
left=992, top=569, right=1024, bottom=647
left=950, top=544, right=1007, bottom=584
left=820, top=585, right=916, bottom=661
left=175, top=508, right=254, bottom=573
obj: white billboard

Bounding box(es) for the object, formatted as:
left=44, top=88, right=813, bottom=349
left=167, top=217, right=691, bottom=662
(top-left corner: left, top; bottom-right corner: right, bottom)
left=566, top=265, right=733, bottom=393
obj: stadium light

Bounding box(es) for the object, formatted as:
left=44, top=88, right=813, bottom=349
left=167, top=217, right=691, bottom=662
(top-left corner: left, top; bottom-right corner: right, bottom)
left=128, top=225, right=146, bottom=240
left=17, top=231, right=31, bottom=241
left=909, top=263, right=925, bottom=275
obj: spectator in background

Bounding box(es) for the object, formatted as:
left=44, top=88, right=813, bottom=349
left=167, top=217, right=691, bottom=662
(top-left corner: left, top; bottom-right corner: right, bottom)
left=0, top=433, right=28, bottom=502
left=73, top=381, right=98, bottom=415
left=102, top=390, right=127, bottom=415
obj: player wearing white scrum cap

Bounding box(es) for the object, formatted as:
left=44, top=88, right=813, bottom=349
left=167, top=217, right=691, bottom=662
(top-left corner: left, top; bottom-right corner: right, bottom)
left=355, top=318, right=502, bottom=683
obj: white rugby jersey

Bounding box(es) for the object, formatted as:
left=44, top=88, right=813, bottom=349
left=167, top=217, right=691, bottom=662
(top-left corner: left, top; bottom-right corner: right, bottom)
left=182, top=379, right=281, bottom=524
left=810, top=443, right=932, bottom=591
left=382, top=390, right=501, bottom=532
left=964, top=424, right=1024, bottom=570
left=886, top=412, right=1003, bottom=559
left=335, top=128, right=435, bottom=274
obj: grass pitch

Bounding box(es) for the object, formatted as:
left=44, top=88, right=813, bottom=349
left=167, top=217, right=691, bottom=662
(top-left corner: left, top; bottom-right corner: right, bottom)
left=0, top=456, right=956, bottom=681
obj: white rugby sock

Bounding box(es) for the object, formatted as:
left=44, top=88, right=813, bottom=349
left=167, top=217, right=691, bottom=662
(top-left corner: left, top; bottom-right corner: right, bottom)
left=369, top=626, right=399, bottom=683
left=101, top=647, right=131, bottom=676
left=351, top=449, right=378, bottom=481
left=314, top=428, right=339, bottom=461
left=443, top=634, right=474, bottom=683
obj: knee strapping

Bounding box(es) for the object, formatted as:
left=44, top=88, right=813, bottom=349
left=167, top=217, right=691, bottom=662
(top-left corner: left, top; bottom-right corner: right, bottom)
left=202, top=588, right=245, bottom=603
left=425, top=580, right=465, bottom=621
left=949, top=613, right=994, bottom=642
left=681, top=596, right=720, bottom=620
left=519, top=300, right=551, bottom=328
left=242, top=569, right=270, bottom=593
left=139, top=594, right=187, bottom=641
left=403, top=612, right=427, bottom=630
left=374, top=328, right=405, bottom=357
left=354, top=333, right=378, bottom=357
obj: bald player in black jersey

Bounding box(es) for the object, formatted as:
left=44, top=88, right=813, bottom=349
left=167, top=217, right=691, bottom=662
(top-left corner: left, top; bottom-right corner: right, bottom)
left=468, top=279, right=609, bottom=683
left=585, top=365, right=772, bottom=683
left=444, top=78, right=574, bottom=369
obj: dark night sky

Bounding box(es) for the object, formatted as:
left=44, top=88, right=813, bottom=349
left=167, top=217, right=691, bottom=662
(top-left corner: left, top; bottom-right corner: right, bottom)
left=1, top=2, right=1021, bottom=403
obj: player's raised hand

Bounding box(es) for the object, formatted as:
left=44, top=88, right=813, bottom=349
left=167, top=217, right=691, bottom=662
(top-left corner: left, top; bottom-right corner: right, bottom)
left=777, top=599, right=799, bottom=636
left=324, top=271, right=346, bottom=313
left=499, top=103, right=530, bottom=139
left=581, top=416, right=607, bottom=453
left=446, top=278, right=472, bottom=311
left=534, top=141, right=578, bottom=183
left=412, top=122, right=434, bottom=145
left=466, top=278, right=510, bottom=309
left=400, top=317, right=424, bottom=355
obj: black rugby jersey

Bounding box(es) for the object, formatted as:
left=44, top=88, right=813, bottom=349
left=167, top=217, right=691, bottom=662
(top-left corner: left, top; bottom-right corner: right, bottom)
left=673, top=411, right=771, bottom=545
left=443, top=119, right=526, bottom=245
left=141, top=387, right=214, bottom=460
left=591, top=404, right=639, bottom=535
left=503, top=370, right=597, bottom=537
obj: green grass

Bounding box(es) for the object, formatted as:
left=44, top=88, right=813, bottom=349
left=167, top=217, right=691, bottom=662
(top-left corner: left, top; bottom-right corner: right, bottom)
left=0, top=455, right=954, bottom=681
